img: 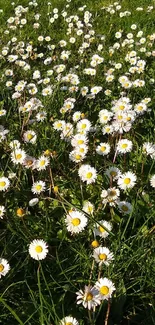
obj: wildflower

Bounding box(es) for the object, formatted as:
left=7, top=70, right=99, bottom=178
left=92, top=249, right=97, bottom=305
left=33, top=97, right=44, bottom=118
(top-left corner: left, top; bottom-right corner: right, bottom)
left=94, top=220, right=112, bottom=238
left=96, top=142, right=110, bottom=156
left=82, top=201, right=94, bottom=215
left=0, top=177, right=10, bottom=191
left=0, top=258, right=10, bottom=278
left=36, top=156, right=50, bottom=171
left=76, top=285, right=101, bottom=310
left=16, top=208, right=25, bottom=217
left=105, top=166, right=121, bottom=181
left=93, top=246, right=114, bottom=266
left=101, top=187, right=120, bottom=206
left=117, top=201, right=132, bottom=214
left=0, top=206, right=6, bottom=219
left=65, top=210, right=88, bottom=234
left=29, top=198, right=39, bottom=206
left=116, top=139, right=133, bottom=154
left=95, top=277, right=115, bottom=300
left=11, top=148, right=26, bottom=164
left=117, top=172, right=137, bottom=190
left=31, top=181, right=46, bottom=194
left=150, top=175, right=155, bottom=188
left=78, top=164, right=97, bottom=184
left=59, top=316, right=79, bottom=325
left=76, top=119, right=91, bottom=133
left=29, top=239, right=48, bottom=260
left=23, top=130, right=37, bottom=144
left=91, top=240, right=100, bottom=248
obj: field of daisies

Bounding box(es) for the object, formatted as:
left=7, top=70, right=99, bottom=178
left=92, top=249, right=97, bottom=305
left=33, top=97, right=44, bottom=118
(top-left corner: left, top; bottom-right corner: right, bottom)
left=0, top=0, right=155, bottom=324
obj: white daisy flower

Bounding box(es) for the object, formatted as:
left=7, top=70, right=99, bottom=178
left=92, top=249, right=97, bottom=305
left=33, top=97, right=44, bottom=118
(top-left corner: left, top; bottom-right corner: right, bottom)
left=65, top=210, right=88, bottom=234
left=23, top=130, right=37, bottom=144
left=101, top=187, right=120, bottom=206
left=0, top=177, right=10, bottom=192
left=29, top=198, right=39, bottom=207
left=104, top=166, right=121, bottom=180
left=53, top=120, right=66, bottom=131
left=36, top=156, right=50, bottom=171
left=92, top=246, right=114, bottom=266
left=11, top=148, right=26, bottom=165
left=78, top=164, right=97, bottom=184
left=59, top=316, right=79, bottom=325
left=69, top=150, right=86, bottom=163
left=9, top=140, right=21, bottom=149
left=95, top=277, right=116, bottom=300
left=96, top=142, right=110, bottom=156
left=76, top=119, right=91, bottom=133
left=29, top=239, right=48, bottom=260
left=71, top=134, right=88, bottom=147
left=116, top=139, right=133, bottom=154
left=117, top=201, right=132, bottom=214
left=98, top=109, right=113, bottom=124
left=76, top=285, right=101, bottom=310
left=94, top=220, right=112, bottom=238
left=82, top=201, right=94, bottom=215
left=150, top=175, right=155, bottom=188
left=117, top=172, right=137, bottom=190
left=0, top=258, right=10, bottom=278
left=0, top=205, right=6, bottom=219
left=31, top=181, right=46, bottom=194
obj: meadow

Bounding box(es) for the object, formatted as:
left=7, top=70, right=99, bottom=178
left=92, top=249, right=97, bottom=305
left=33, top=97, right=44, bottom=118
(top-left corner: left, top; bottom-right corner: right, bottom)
left=0, top=0, right=155, bottom=324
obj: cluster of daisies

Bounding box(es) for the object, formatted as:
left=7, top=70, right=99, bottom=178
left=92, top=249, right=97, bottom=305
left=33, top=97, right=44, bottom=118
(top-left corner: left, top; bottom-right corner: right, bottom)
left=0, top=0, right=155, bottom=324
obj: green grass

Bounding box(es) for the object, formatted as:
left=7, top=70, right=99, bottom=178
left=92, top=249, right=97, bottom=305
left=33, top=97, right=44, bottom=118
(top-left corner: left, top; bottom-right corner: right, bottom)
left=0, top=0, right=155, bottom=324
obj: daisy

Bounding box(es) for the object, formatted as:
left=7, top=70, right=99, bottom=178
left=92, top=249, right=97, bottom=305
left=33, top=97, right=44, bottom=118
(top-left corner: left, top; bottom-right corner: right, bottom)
left=105, top=166, right=121, bottom=181
left=0, top=258, right=10, bottom=278
left=71, top=134, right=88, bottom=147
left=36, top=156, right=50, bottom=171
left=101, top=187, right=120, bottom=206
left=23, top=130, right=37, bottom=144
left=29, top=239, right=48, bottom=260
left=150, top=175, right=155, bottom=188
left=76, top=285, right=101, bottom=310
left=65, top=210, right=88, bottom=234
left=69, top=150, right=86, bottom=163
left=117, top=172, right=137, bottom=190
left=117, top=201, right=132, bottom=214
left=11, top=148, right=26, bottom=165
left=117, top=139, right=133, bottom=154
left=98, top=109, right=113, bottom=124
left=96, top=142, right=110, bottom=156
left=0, top=205, right=6, bottom=219
left=76, top=119, right=91, bottom=133
left=31, top=181, right=46, bottom=194
left=29, top=198, right=39, bottom=206
left=95, top=277, right=116, bottom=300
left=9, top=140, right=21, bottom=150
left=82, top=201, right=94, bottom=215
left=0, top=177, right=10, bottom=191
left=92, top=246, right=114, bottom=266
left=78, top=164, right=97, bottom=184
left=94, top=220, right=112, bottom=238
left=59, top=316, right=79, bottom=325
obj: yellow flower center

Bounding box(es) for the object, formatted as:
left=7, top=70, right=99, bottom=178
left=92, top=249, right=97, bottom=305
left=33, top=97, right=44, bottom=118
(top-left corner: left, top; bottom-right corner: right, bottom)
left=103, top=116, right=108, bottom=120
left=71, top=218, right=81, bottom=226
left=110, top=171, right=117, bottom=177
left=109, top=190, right=116, bottom=197
left=81, top=124, right=86, bottom=129
left=77, top=140, right=84, bottom=145
left=100, top=286, right=109, bottom=295
left=99, top=253, right=107, bottom=261
left=56, top=123, right=62, bottom=128
left=35, top=245, right=43, bottom=253
left=124, top=178, right=131, bottom=184
left=27, top=134, right=33, bottom=140
left=0, top=264, right=4, bottom=272
left=0, top=181, right=6, bottom=187
left=119, top=105, right=125, bottom=110
left=121, top=205, right=128, bottom=211
left=65, top=323, right=73, bottom=325
left=121, top=144, right=128, bottom=149
left=100, top=146, right=106, bottom=152
left=85, top=292, right=93, bottom=301
left=91, top=240, right=99, bottom=248
left=16, top=208, right=25, bottom=217
left=35, top=185, right=42, bottom=191
left=99, top=226, right=105, bottom=233
left=86, top=172, right=93, bottom=179
left=40, top=160, right=45, bottom=166
left=27, top=160, right=33, bottom=166
left=137, top=106, right=143, bottom=111
left=15, top=154, right=22, bottom=160
left=117, top=115, right=123, bottom=120
left=75, top=154, right=81, bottom=160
